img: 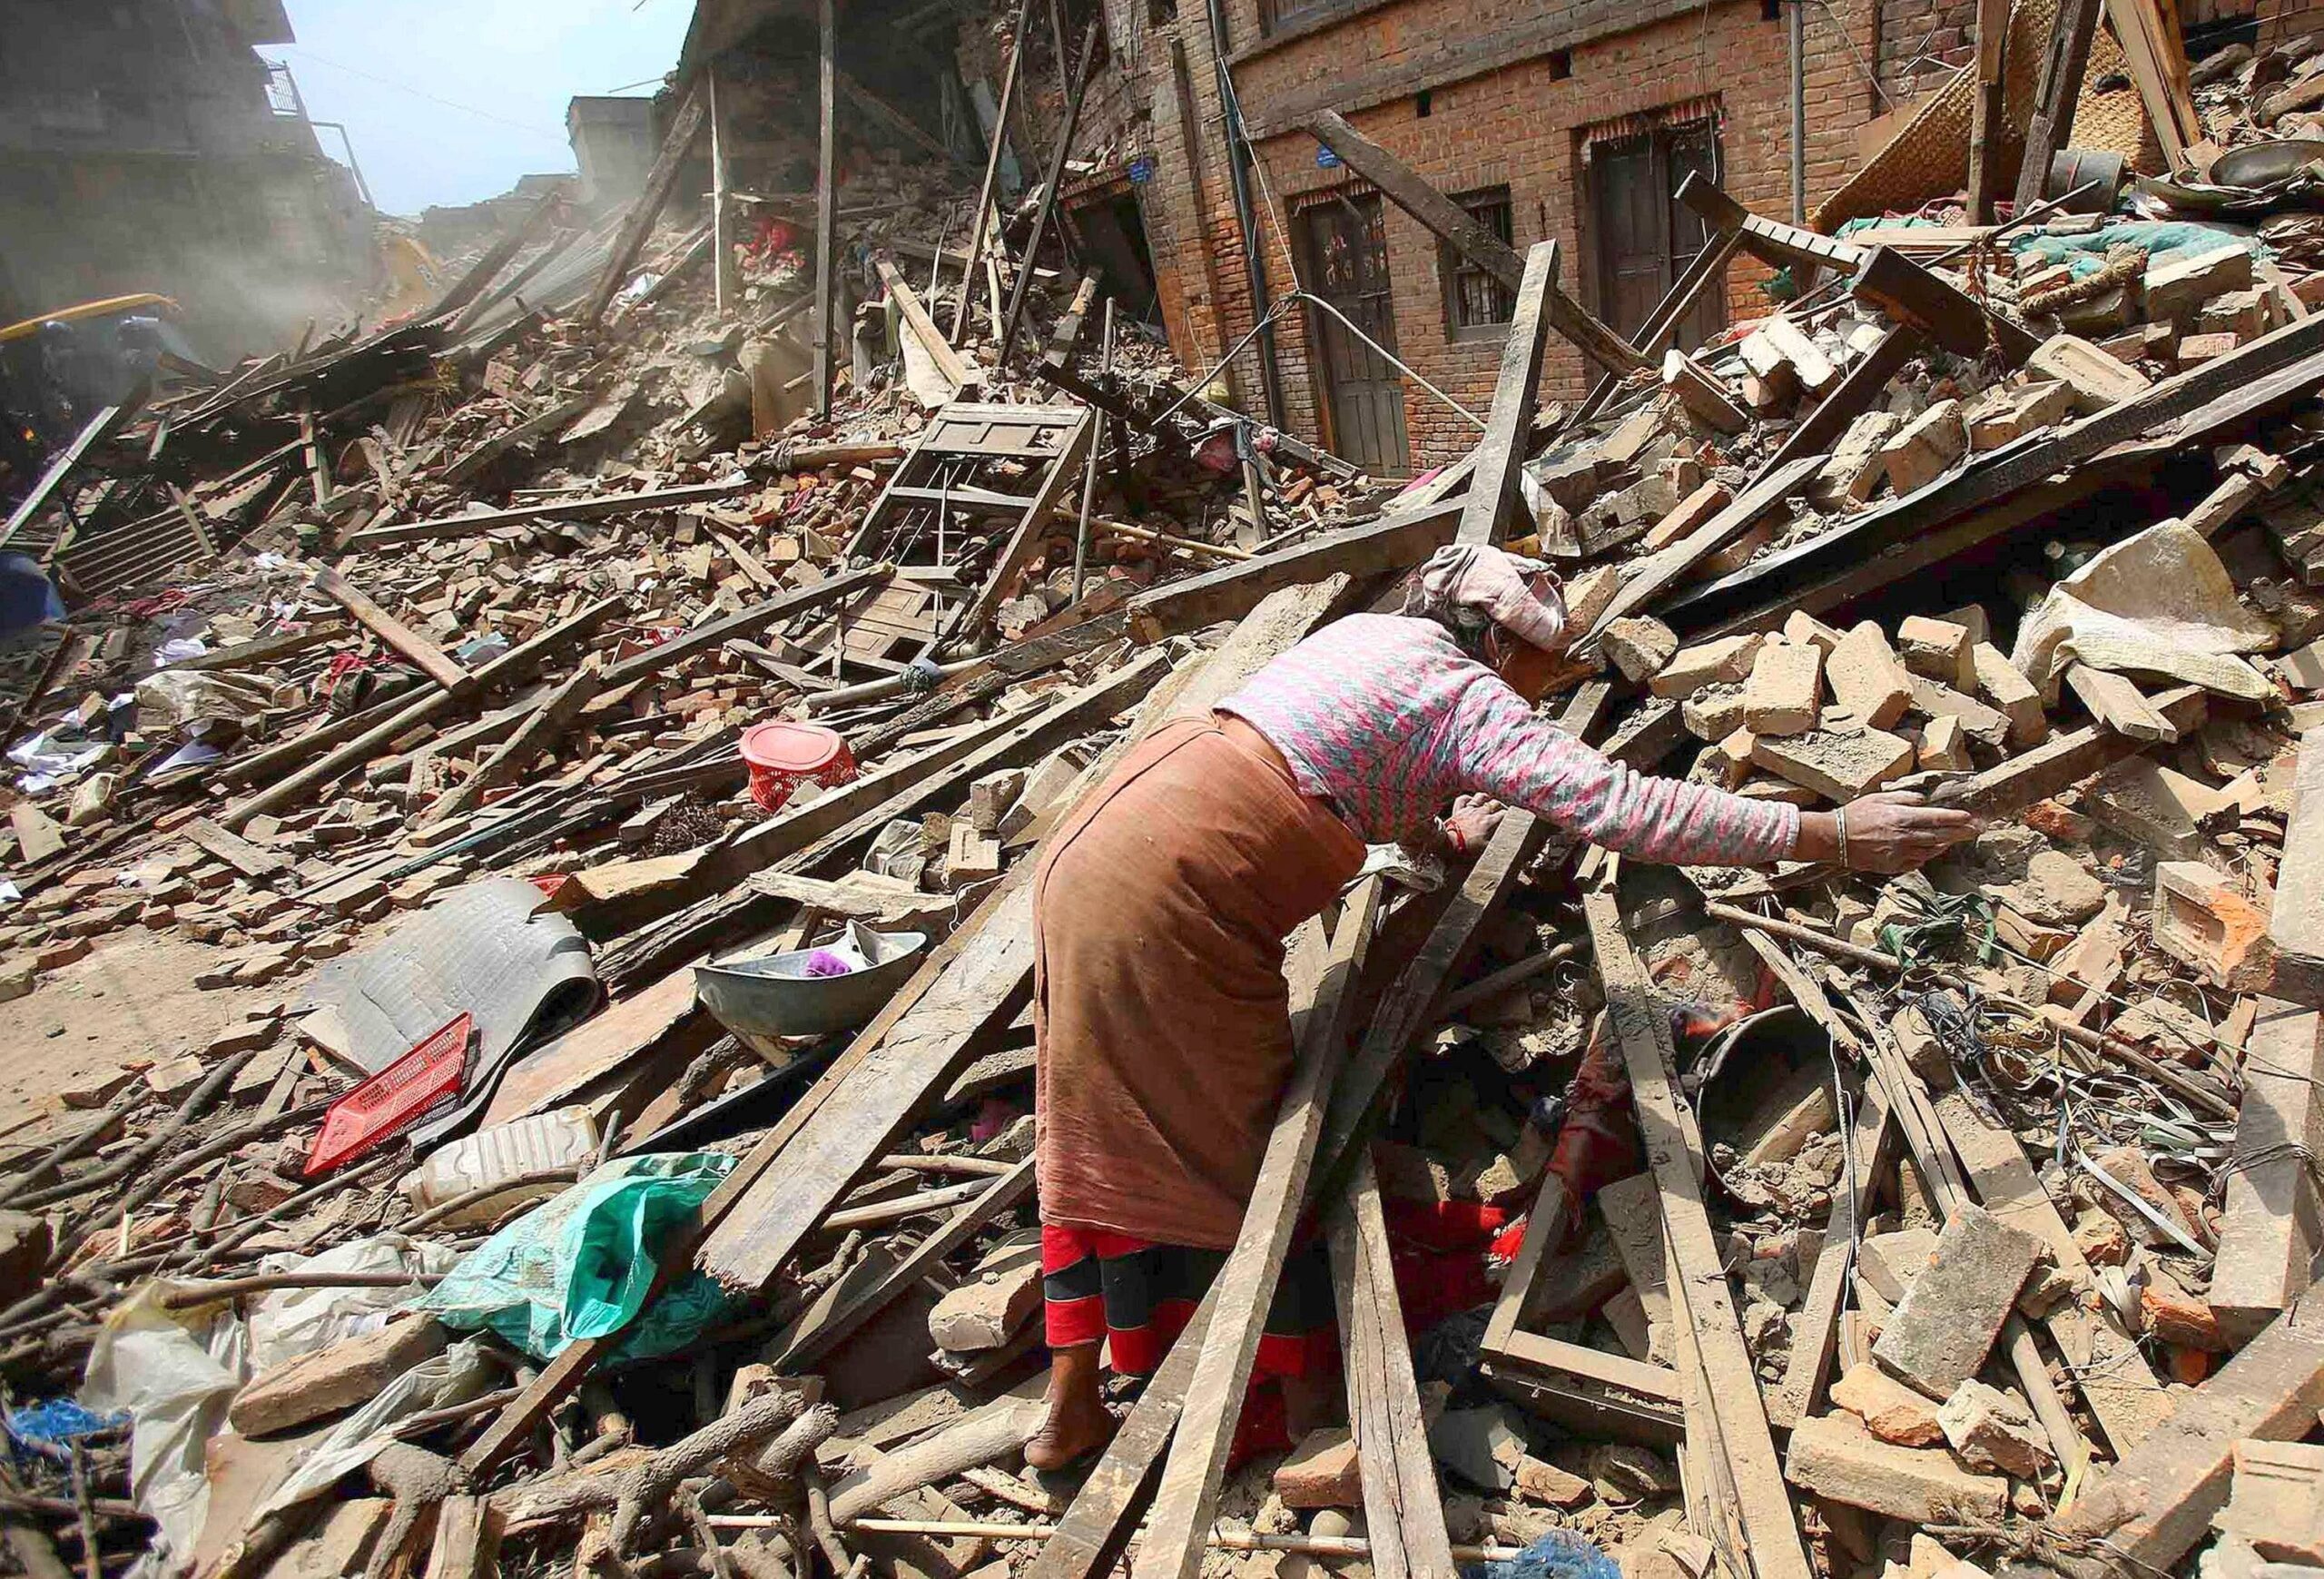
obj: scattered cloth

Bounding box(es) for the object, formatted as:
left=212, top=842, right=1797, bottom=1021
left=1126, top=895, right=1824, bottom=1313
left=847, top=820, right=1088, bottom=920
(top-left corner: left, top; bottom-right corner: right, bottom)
left=2013, top=518, right=2277, bottom=702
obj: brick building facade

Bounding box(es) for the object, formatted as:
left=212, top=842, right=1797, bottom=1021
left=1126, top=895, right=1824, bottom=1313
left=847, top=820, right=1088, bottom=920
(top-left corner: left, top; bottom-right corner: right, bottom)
left=1052, top=0, right=2109, bottom=476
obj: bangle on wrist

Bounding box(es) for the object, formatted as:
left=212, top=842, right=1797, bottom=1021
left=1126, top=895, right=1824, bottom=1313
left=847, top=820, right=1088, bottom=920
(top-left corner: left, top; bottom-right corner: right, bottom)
left=1835, top=806, right=1850, bottom=871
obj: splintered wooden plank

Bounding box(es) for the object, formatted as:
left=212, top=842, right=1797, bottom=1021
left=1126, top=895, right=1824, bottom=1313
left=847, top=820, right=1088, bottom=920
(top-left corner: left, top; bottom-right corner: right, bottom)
left=1768, top=1084, right=1896, bottom=1430
left=1327, top=1151, right=1455, bottom=1579
left=771, top=1156, right=1035, bottom=1370
left=2016, top=0, right=2104, bottom=209
left=585, top=86, right=706, bottom=325
left=2200, top=1001, right=2322, bottom=1344
left=310, top=565, right=466, bottom=691
left=348, top=478, right=755, bottom=548
left=1124, top=501, right=1460, bottom=641
left=600, top=563, right=891, bottom=688
left=183, top=818, right=288, bottom=882
left=2051, top=1288, right=2324, bottom=1575
left=2269, top=731, right=2324, bottom=1008
left=1581, top=455, right=1823, bottom=645
left=875, top=255, right=971, bottom=392
left=1458, top=241, right=1561, bottom=551
left=1132, top=881, right=1384, bottom=1579
left=1965, top=0, right=2008, bottom=222
left=1583, top=885, right=1813, bottom=1579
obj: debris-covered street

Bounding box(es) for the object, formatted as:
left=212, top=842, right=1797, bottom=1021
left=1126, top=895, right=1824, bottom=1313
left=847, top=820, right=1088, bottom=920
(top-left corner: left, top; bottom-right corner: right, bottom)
left=2, top=2, right=2322, bottom=1579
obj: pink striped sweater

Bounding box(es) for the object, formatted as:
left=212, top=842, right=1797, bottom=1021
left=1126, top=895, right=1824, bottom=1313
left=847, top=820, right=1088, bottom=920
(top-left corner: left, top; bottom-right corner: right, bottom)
left=1218, top=614, right=1799, bottom=865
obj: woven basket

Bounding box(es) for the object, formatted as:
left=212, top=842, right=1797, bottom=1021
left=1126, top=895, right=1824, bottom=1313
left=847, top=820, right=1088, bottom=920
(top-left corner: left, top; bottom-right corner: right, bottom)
left=1815, top=0, right=2160, bottom=232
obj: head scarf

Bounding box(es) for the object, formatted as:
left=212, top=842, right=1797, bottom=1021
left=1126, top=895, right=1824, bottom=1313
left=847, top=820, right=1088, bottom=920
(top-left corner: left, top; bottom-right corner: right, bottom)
left=1402, top=544, right=1570, bottom=656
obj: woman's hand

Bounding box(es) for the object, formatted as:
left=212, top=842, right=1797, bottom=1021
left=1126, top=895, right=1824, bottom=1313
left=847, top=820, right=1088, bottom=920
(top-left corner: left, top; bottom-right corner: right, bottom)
left=1443, top=794, right=1505, bottom=858
left=1795, top=791, right=1981, bottom=873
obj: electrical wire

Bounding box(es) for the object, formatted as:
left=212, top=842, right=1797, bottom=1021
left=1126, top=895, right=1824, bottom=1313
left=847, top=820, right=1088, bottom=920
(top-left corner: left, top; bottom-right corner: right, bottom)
left=271, top=50, right=571, bottom=140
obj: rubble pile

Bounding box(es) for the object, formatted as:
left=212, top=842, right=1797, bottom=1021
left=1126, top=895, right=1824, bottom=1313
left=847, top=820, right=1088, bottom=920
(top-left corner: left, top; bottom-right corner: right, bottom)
left=1, top=18, right=2323, bottom=1579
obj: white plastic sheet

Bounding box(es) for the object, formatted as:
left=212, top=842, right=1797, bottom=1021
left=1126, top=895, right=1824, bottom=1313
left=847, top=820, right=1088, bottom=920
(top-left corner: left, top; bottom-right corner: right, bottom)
left=253, top=1337, right=497, bottom=1519
left=79, top=1284, right=247, bottom=1572
left=243, top=1235, right=458, bottom=1372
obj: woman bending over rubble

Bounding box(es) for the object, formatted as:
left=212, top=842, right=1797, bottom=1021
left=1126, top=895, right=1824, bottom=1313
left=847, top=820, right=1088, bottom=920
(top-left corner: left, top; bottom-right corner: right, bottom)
left=1022, top=543, right=1977, bottom=1469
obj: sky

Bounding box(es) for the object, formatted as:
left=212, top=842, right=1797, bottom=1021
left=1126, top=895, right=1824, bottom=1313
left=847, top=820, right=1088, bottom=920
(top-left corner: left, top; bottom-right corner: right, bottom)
left=271, top=0, right=694, bottom=219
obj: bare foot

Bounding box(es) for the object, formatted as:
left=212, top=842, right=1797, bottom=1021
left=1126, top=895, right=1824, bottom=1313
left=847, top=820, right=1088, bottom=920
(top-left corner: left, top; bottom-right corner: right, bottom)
left=1024, top=1391, right=1116, bottom=1471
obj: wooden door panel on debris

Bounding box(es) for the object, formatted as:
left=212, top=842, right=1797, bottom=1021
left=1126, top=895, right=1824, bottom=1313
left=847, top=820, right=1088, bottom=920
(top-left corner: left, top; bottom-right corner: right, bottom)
left=1299, top=190, right=1412, bottom=479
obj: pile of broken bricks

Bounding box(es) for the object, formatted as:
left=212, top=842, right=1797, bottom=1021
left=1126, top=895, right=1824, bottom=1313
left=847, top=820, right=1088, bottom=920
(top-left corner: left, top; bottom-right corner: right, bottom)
left=10, top=22, right=2324, bottom=1579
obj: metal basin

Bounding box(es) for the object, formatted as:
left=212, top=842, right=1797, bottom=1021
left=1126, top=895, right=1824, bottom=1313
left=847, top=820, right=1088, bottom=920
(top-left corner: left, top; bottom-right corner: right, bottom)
left=2210, top=139, right=2324, bottom=189
left=694, top=925, right=930, bottom=1040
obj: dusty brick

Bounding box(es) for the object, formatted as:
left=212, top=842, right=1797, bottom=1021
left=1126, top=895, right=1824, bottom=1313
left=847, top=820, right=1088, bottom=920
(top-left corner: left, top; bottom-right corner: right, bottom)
left=1815, top=410, right=1903, bottom=505
left=1871, top=1204, right=2043, bottom=1399
left=2151, top=861, right=2275, bottom=991
left=1879, top=400, right=1967, bottom=496
left=1896, top=617, right=1974, bottom=688
left=1649, top=634, right=1764, bottom=700
left=2144, top=243, right=2254, bottom=323
left=1751, top=723, right=1915, bottom=801
left=1936, top=1380, right=2053, bottom=1477
left=1826, top=622, right=1915, bottom=729
left=1275, top=1426, right=1363, bottom=1508
left=928, top=1234, right=1042, bottom=1352
left=1601, top=617, right=1679, bottom=683
left=1742, top=638, right=1823, bottom=737
left=1918, top=714, right=1972, bottom=771
left=1969, top=643, right=2049, bottom=746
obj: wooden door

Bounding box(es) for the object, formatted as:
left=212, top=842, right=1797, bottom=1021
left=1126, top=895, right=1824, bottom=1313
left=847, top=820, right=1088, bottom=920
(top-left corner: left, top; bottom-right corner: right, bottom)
left=1300, top=192, right=1411, bottom=478
left=1593, top=120, right=1727, bottom=353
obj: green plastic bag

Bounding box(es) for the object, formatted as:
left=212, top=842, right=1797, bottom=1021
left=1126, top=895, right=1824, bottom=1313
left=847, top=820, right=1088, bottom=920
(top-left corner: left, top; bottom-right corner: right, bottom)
left=414, top=1152, right=739, bottom=1363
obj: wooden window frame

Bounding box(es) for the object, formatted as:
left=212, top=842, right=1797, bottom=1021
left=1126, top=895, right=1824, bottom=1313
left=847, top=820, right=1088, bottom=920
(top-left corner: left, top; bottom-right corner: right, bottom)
left=1441, top=184, right=1515, bottom=341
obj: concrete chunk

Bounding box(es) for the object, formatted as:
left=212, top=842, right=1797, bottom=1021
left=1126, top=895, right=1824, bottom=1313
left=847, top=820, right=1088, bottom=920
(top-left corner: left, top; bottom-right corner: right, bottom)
left=1871, top=1204, right=2043, bottom=1399
left=1785, top=1412, right=2009, bottom=1525
left=1743, top=639, right=1824, bottom=737
left=1751, top=723, right=1916, bottom=802
left=1827, top=622, right=1914, bottom=729
left=229, top=1317, right=448, bottom=1437
left=1936, top=1379, right=2055, bottom=1477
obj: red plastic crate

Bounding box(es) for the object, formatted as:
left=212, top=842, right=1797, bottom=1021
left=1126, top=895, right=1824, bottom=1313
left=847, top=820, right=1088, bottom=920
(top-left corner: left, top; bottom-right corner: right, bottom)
left=303, top=1013, right=474, bottom=1178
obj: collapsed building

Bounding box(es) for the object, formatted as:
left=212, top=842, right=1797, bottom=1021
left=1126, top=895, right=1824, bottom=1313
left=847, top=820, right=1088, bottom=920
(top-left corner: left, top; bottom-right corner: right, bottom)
left=0, top=5, right=2322, bottom=1579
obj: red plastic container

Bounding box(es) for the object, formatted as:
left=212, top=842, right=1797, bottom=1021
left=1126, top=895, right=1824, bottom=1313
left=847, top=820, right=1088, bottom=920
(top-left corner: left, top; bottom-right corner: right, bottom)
left=303, top=1013, right=474, bottom=1178
left=739, top=721, right=857, bottom=814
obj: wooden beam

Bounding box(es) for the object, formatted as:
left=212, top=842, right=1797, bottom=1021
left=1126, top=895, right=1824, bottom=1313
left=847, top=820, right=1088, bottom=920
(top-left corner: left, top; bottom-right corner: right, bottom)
left=221, top=596, right=617, bottom=831
left=838, top=69, right=967, bottom=167
left=1965, top=0, right=2008, bottom=223
left=311, top=565, right=467, bottom=691
left=1326, top=1150, right=1455, bottom=1579
left=584, top=86, right=706, bottom=327
left=2210, top=1001, right=2324, bottom=1344
left=1580, top=455, right=1823, bottom=645
left=708, top=69, right=735, bottom=314
left=1583, top=884, right=1812, bottom=1579
left=0, top=394, right=143, bottom=549
left=945, top=414, right=1096, bottom=655
left=2102, top=0, right=2199, bottom=169
left=1301, top=111, right=1644, bottom=376
left=1752, top=324, right=1922, bottom=483
left=1675, top=173, right=1866, bottom=278
left=2014, top=0, right=2103, bottom=209
left=1951, top=686, right=2207, bottom=816
left=600, top=564, right=891, bottom=689
left=1458, top=241, right=1561, bottom=549
left=1133, top=880, right=1384, bottom=1579
left=812, top=0, right=837, bottom=414
left=1930, top=1090, right=2172, bottom=1455
left=1768, top=1086, right=1896, bottom=1429
left=951, top=0, right=1036, bottom=340
left=428, top=184, right=563, bottom=322
left=2050, top=1288, right=2324, bottom=1576
left=1125, top=499, right=1460, bottom=640
left=421, top=658, right=604, bottom=827
left=347, top=478, right=755, bottom=548
left=2269, top=730, right=2324, bottom=1008
left=998, top=19, right=1101, bottom=364
left=1852, top=244, right=2039, bottom=362
left=876, top=256, right=972, bottom=393
left=772, top=1156, right=1035, bottom=1370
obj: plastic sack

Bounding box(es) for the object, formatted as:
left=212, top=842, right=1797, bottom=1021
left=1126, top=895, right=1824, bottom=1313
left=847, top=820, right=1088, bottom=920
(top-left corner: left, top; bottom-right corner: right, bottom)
left=242, top=1235, right=458, bottom=1371
left=255, top=1337, right=497, bottom=1520
left=80, top=1282, right=248, bottom=1571
left=1463, top=1529, right=1621, bottom=1579
left=133, top=669, right=275, bottom=733
left=414, top=1152, right=740, bottom=1363
left=4, top=1397, right=127, bottom=1450
left=2012, top=518, right=2277, bottom=703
